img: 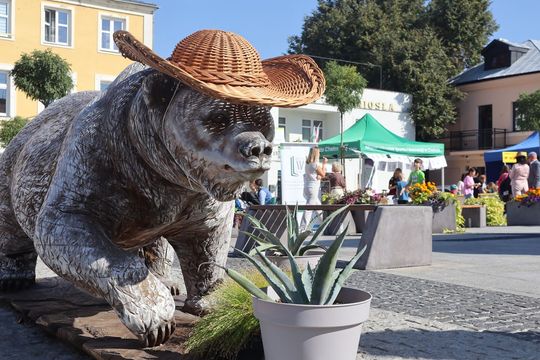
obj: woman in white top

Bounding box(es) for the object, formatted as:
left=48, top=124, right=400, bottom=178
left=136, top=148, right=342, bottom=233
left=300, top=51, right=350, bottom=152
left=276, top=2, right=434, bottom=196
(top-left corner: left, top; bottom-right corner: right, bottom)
left=300, top=147, right=327, bottom=229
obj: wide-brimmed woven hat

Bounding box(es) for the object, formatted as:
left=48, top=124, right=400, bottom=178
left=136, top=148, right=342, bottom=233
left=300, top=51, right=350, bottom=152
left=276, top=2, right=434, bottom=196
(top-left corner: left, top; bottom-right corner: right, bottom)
left=113, top=30, right=325, bottom=107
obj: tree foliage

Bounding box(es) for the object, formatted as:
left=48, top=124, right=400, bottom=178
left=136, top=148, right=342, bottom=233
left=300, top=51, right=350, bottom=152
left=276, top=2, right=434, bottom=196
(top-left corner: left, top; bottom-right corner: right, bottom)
left=0, top=116, right=29, bottom=147
left=324, top=60, right=367, bottom=115
left=515, top=90, right=540, bottom=131
left=11, top=49, right=73, bottom=107
left=289, top=0, right=497, bottom=139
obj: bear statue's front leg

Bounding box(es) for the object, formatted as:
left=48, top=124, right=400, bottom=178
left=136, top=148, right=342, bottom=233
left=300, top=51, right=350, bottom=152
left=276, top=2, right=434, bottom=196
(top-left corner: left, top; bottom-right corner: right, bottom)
left=168, top=200, right=234, bottom=315
left=141, top=236, right=185, bottom=296
left=35, top=207, right=176, bottom=347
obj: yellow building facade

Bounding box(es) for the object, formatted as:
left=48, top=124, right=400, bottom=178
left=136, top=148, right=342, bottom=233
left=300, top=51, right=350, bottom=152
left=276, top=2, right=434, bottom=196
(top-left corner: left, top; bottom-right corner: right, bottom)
left=0, top=0, right=157, bottom=118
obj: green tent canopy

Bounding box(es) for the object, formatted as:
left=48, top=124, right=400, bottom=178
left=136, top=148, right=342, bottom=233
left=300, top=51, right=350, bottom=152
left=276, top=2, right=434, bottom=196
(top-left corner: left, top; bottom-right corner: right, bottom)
left=319, top=114, right=444, bottom=159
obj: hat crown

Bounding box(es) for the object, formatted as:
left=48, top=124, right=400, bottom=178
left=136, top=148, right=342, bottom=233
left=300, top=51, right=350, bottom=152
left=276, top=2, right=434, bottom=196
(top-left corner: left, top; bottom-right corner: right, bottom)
left=170, top=30, right=270, bottom=86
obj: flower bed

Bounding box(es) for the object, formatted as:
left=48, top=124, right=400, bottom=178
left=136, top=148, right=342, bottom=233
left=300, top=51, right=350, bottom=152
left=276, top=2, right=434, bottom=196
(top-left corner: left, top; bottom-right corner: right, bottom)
left=507, top=188, right=540, bottom=226
left=409, top=182, right=462, bottom=232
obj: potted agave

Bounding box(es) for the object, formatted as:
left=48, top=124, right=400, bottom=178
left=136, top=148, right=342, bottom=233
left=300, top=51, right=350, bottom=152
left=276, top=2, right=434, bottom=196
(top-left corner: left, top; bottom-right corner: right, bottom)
left=242, top=205, right=350, bottom=269
left=209, top=205, right=372, bottom=360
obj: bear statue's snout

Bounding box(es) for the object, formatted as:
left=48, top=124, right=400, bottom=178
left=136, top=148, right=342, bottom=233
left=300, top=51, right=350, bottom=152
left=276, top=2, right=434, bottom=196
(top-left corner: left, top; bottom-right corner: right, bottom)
left=234, top=131, right=273, bottom=172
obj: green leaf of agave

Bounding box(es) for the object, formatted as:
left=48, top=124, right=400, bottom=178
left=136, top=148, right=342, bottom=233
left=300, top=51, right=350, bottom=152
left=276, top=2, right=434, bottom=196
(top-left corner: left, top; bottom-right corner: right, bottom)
left=235, top=248, right=296, bottom=303
left=247, top=243, right=278, bottom=256
left=324, top=245, right=367, bottom=305
left=246, top=226, right=284, bottom=247
left=309, top=224, right=349, bottom=304
left=298, top=244, right=326, bottom=256
left=305, top=205, right=350, bottom=247
left=301, top=262, right=314, bottom=300
left=207, top=263, right=272, bottom=301
left=286, top=204, right=298, bottom=254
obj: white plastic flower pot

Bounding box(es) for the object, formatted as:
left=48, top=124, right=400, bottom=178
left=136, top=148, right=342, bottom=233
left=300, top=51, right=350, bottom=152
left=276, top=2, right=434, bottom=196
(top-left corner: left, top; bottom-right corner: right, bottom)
left=253, top=287, right=372, bottom=360
left=266, top=254, right=322, bottom=270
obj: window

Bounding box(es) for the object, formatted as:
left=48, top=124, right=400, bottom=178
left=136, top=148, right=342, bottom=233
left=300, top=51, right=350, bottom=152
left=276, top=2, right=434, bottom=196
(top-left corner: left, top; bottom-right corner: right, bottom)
left=100, top=80, right=112, bottom=91
left=313, top=120, right=323, bottom=141
left=0, top=0, right=11, bottom=37
left=100, top=17, right=125, bottom=51
left=0, top=71, right=8, bottom=116
left=278, top=117, right=286, bottom=141
left=302, top=119, right=311, bottom=142
left=44, top=8, right=71, bottom=45
left=513, top=102, right=523, bottom=131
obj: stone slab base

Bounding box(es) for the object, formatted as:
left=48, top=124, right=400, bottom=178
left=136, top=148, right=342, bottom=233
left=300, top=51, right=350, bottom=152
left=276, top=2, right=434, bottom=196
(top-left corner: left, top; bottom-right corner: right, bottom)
left=0, top=277, right=198, bottom=359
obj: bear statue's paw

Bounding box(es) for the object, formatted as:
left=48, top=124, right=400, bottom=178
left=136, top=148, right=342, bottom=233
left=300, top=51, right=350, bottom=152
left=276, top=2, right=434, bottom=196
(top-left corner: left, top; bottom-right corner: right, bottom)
left=140, top=320, right=176, bottom=348
left=182, top=296, right=210, bottom=316
left=109, top=272, right=176, bottom=347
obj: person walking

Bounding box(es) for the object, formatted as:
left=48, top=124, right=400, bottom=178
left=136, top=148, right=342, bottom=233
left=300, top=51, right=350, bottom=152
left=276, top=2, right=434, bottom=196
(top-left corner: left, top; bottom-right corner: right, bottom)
left=388, top=168, right=402, bottom=197
left=395, top=172, right=409, bottom=204
left=510, top=152, right=530, bottom=196
left=325, top=162, right=346, bottom=198
left=300, top=147, right=327, bottom=230
left=497, top=165, right=511, bottom=202
left=463, top=168, right=476, bottom=199
left=528, top=151, right=540, bottom=189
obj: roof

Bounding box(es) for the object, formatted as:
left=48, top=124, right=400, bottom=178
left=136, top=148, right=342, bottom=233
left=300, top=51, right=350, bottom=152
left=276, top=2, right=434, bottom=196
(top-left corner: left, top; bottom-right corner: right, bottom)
left=450, top=39, right=540, bottom=86
left=115, top=0, right=158, bottom=9
left=484, top=131, right=540, bottom=163
left=318, top=113, right=444, bottom=158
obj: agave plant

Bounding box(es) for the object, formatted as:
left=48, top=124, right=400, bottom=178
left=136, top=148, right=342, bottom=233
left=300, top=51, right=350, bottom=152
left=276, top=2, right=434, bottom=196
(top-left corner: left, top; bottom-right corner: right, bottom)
left=209, top=205, right=366, bottom=305
left=243, top=204, right=350, bottom=257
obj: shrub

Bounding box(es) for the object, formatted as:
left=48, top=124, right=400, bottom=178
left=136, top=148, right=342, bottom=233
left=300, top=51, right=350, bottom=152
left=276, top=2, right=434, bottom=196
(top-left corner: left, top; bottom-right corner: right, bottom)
left=184, top=271, right=266, bottom=359
left=464, top=196, right=507, bottom=226
left=0, top=116, right=29, bottom=147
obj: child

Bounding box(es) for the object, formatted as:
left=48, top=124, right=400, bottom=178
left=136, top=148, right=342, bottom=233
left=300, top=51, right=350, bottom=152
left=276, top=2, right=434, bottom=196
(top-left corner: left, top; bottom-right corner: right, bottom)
left=407, top=158, right=425, bottom=188
left=396, top=173, right=409, bottom=204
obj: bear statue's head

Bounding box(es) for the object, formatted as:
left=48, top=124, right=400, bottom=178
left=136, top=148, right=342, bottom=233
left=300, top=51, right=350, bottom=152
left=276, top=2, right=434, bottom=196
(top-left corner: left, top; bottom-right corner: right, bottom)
left=138, top=71, right=274, bottom=201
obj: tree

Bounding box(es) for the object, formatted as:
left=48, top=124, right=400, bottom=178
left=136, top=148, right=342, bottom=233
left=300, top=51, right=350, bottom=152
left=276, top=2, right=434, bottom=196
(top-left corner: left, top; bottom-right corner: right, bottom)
left=324, top=60, right=367, bottom=175
left=515, top=90, right=540, bottom=131
left=289, top=0, right=496, bottom=139
left=11, top=49, right=73, bottom=107
left=427, top=0, right=498, bottom=71
left=0, top=116, right=29, bottom=147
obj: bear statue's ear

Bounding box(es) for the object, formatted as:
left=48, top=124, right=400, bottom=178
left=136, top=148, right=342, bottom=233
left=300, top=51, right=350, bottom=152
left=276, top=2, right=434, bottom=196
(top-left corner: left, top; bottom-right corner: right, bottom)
left=141, top=71, right=179, bottom=110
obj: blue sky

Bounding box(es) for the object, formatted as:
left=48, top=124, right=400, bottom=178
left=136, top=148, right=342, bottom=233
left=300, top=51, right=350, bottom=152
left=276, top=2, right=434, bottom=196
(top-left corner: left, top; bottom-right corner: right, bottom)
left=152, top=0, right=538, bottom=60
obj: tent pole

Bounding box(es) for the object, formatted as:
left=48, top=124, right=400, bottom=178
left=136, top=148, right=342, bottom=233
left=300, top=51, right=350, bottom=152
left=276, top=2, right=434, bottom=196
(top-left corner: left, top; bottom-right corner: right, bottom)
left=441, top=167, right=445, bottom=191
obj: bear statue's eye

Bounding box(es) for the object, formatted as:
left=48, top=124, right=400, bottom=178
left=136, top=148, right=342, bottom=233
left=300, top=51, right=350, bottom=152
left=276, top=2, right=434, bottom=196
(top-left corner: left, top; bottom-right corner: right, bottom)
left=204, top=112, right=231, bottom=134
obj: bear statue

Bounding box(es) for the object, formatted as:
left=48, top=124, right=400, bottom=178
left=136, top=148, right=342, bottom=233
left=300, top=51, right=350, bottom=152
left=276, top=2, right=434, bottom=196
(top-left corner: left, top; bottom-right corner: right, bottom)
left=0, top=30, right=324, bottom=347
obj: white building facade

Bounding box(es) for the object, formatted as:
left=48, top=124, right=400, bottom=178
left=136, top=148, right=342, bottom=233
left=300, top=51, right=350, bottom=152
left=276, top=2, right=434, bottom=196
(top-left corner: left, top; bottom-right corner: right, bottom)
left=263, top=88, right=413, bottom=200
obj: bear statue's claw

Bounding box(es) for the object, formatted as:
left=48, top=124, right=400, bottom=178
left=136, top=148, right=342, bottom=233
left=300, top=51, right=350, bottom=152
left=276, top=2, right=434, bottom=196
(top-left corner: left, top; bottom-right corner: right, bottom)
left=170, top=285, right=180, bottom=296
left=142, top=320, right=176, bottom=347
left=0, top=277, right=35, bottom=291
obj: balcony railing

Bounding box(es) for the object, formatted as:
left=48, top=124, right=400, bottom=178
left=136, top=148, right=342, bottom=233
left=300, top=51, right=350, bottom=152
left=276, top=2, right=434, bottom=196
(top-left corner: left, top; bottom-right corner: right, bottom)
left=436, top=128, right=507, bottom=151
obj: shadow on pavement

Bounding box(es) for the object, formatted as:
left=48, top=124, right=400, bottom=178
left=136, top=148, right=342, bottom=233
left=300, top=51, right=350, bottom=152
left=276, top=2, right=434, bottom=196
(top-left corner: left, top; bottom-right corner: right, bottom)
left=433, top=236, right=540, bottom=255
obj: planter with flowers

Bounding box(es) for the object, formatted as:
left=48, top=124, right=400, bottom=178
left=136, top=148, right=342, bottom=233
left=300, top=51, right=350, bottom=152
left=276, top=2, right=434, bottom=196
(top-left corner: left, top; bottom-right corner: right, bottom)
left=507, top=188, right=540, bottom=225
left=335, top=189, right=381, bottom=233
left=409, top=182, right=460, bottom=233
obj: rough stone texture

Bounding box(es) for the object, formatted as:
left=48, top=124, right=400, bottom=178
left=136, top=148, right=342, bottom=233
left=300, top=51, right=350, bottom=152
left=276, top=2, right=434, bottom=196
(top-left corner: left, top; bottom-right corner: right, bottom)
left=355, top=206, right=432, bottom=270
left=0, top=63, right=275, bottom=345
left=358, top=308, right=540, bottom=360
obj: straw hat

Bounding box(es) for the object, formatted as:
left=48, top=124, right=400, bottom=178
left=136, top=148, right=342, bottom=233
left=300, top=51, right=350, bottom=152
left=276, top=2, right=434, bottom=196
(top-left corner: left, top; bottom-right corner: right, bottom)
left=516, top=151, right=528, bottom=158
left=113, top=30, right=325, bottom=107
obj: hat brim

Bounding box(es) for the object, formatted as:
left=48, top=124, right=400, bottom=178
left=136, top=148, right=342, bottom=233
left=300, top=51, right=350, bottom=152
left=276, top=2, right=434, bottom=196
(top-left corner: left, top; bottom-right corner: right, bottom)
left=113, top=31, right=325, bottom=107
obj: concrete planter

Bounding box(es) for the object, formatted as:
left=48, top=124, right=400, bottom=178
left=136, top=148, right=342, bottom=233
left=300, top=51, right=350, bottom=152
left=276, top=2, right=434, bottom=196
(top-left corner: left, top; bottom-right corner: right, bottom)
left=267, top=254, right=322, bottom=270
left=351, top=209, right=372, bottom=233
left=253, top=287, right=372, bottom=360
left=323, top=211, right=357, bottom=235
left=506, top=201, right=540, bottom=225
left=431, top=203, right=457, bottom=233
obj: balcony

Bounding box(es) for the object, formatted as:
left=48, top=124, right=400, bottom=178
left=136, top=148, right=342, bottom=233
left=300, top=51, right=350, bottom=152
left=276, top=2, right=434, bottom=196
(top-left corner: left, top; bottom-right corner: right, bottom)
left=436, top=128, right=507, bottom=152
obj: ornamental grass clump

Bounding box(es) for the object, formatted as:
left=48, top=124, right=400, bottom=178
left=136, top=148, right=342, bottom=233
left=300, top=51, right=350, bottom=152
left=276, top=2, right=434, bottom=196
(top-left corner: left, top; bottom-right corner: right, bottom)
left=184, top=271, right=267, bottom=359
left=209, top=205, right=366, bottom=305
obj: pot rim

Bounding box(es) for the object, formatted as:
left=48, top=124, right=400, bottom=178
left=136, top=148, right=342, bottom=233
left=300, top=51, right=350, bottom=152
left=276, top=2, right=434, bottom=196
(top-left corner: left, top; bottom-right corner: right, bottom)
left=253, top=287, right=372, bottom=309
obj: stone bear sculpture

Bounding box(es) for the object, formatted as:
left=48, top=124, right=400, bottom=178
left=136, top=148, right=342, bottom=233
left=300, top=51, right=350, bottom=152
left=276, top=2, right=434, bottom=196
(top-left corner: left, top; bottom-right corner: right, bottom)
left=0, top=63, right=274, bottom=346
